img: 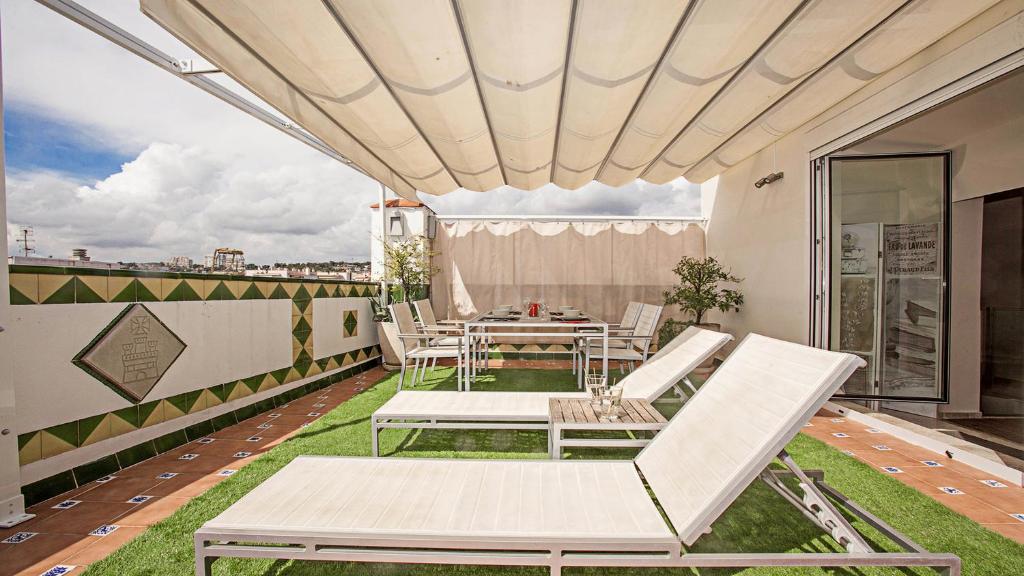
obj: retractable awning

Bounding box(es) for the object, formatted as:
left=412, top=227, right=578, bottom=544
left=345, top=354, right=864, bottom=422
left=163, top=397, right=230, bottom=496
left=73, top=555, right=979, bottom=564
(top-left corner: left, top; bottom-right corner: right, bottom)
left=141, top=0, right=997, bottom=200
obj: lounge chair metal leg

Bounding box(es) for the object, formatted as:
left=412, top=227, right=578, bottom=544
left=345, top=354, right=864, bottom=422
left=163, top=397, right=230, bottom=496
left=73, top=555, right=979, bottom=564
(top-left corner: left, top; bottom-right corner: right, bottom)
left=411, top=358, right=420, bottom=388
left=195, top=536, right=214, bottom=576
left=397, top=362, right=407, bottom=392
left=372, top=420, right=380, bottom=457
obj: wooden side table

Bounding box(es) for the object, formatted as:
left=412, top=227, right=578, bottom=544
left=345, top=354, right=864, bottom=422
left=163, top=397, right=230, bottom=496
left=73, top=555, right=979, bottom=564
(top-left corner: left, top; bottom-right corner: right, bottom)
left=548, top=397, right=668, bottom=459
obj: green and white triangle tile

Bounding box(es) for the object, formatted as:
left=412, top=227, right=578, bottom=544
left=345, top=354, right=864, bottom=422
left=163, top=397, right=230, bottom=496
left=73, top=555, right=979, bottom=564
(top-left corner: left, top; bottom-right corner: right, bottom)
left=305, top=361, right=323, bottom=377
left=162, top=396, right=188, bottom=420
left=270, top=368, right=290, bottom=385
left=227, top=279, right=244, bottom=299
left=201, top=388, right=222, bottom=409
left=111, top=406, right=141, bottom=436
left=137, top=277, right=161, bottom=301
left=79, top=413, right=113, bottom=446
left=325, top=356, right=340, bottom=371
left=138, top=400, right=164, bottom=428
left=314, top=284, right=331, bottom=298
left=279, top=282, right=300, bottom=299
left=227, top=380, right=253, bottom=401
left=284, top=367, right=303, bottom=383
left=294, top=298, right=311, bottom=314
left=294, top=284, right=313, bottom=302
left=293, top=315, right=312, bottom=333
left=257, top=374, right=280, bottom=392
left=209, top=383, right=230, bottom=404
left=39, top=275, right=75, bottom=304
left=108, top=276, right=136, bottom=303
left=204, top=279, right=236, bottom=301
left=10, top=273, right=39, bottom=304
left=268, top=283, right=290, bottom=299
left=239, top=282, right=265, bottom=300
left=40, top=422, right=79, bottom=459
left=163, top=278, right=202, bottom=301
left=18, top=431, right=42, bottom=466
left=74, top=275, right=108, bottom=303
left=241, top=374, right=264, bottom=394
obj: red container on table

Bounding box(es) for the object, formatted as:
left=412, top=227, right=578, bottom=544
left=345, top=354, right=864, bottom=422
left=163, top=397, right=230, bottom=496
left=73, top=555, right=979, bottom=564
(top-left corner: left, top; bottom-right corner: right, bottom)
left=528, top=302, right=539, bottom=317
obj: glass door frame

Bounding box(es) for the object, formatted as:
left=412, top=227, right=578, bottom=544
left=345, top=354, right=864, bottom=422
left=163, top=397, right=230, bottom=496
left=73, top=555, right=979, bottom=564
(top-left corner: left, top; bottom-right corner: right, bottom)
left=810, top=151, right=952, bottom=403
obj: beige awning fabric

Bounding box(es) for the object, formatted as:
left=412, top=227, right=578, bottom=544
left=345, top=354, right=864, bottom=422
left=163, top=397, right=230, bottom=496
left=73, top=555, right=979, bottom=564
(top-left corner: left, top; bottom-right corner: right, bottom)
left=142, top=0, right=998, bottom=198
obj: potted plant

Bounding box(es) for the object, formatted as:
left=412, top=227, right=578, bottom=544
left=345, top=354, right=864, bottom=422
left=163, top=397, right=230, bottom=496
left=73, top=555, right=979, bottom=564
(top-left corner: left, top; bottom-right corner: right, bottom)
left=375, top=236, right=436, bottom=369
left=658, top=256, right=743, bottom=363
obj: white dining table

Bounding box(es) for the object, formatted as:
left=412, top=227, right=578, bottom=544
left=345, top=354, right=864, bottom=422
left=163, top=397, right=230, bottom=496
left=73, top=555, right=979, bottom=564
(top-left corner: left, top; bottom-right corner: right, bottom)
left=460, top=310, right=608, bottom=391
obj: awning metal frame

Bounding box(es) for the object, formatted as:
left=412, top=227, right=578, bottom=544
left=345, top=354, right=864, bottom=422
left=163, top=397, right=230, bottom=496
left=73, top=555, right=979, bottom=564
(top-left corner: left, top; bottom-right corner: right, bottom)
left=32, top=0, right=361, bottom=172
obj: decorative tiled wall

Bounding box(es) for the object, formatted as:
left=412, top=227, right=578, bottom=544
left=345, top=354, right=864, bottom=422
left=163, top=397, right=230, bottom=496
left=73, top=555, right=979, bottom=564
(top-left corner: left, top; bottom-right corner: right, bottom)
left=12, top=265, right=380, bottom=472
left=8, top=265, right=378, bottom=305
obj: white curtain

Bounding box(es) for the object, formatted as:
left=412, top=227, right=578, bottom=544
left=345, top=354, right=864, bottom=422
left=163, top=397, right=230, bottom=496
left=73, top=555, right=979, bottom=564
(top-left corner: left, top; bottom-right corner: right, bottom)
left=431, top=219, right=705, bottom=331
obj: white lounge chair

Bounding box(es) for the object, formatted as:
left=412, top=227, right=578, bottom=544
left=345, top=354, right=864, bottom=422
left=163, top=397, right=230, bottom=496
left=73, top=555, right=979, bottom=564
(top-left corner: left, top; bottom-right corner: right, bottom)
left=194, top=334, right=959, bottom=576
left=371, top=326, right=730, bottom=456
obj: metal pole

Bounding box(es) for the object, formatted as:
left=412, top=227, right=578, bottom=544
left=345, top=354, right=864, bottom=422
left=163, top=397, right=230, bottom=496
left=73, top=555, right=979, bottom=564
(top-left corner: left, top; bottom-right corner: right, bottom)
left=33, top=0, right=358, bottom=170
left=0, top=11, right=34, bottom=529
left=379, top=182, right=388, bottom=300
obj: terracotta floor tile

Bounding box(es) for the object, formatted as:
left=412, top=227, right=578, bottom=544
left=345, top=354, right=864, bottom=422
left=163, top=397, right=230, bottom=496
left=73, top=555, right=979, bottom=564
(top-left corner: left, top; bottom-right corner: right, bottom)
left=852, top=448, right=926, bottom=468
left=966, top=485, right=1024, bottom=513
left=61, top=525, right=147, bottom=566
left=936, top=494, right=1021, bottom=524
left=75, top=476, right=164, bottom=503
left=983, top=522, right=1024, bottom=542
left=113, top=496, right=191, bottom=527
left=0, top=532, right=91, bottom=574
left=188, top=438, right=261, bottom=457
left=29, top=501, right=137, bottom=536
left=902, top=466, right=982, bottom=488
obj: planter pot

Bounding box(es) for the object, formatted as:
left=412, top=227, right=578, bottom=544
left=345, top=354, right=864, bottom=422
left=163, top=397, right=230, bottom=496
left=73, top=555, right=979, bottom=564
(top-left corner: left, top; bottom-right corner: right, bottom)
left=376, top=321, right=402, bottom=371
left=694, top=322, right=723, bottom=373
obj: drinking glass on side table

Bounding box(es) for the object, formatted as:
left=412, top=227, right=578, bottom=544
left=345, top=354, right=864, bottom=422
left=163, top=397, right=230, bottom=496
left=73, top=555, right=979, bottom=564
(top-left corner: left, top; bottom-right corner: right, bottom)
left=600, top=386, right=624, bottom=422
left=585, top=373, right=607, bottom=408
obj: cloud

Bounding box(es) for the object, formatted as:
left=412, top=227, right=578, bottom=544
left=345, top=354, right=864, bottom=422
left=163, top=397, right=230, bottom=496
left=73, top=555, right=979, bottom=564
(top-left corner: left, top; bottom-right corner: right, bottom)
left=3, top=0, right=700, bottom=264
left=6, top=143, right=379, bottom=262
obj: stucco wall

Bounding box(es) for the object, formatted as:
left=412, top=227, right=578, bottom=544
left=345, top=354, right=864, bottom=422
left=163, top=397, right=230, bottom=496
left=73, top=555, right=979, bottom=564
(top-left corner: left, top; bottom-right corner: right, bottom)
left=704, top=2, right=1024, bottom=349
left=8, top=266, right=381, bottom=491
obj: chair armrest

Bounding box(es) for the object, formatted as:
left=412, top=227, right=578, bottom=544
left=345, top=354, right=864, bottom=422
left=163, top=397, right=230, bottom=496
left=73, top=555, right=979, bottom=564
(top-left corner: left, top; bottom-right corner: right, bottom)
left=580, top=334, right=653, bottom=342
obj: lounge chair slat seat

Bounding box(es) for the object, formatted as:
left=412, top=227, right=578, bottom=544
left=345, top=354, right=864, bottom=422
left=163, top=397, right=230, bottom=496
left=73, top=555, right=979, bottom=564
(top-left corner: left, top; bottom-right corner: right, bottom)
left=635, top=334, right=863, bottom=545
left=205, top=457, right=674, bottom=543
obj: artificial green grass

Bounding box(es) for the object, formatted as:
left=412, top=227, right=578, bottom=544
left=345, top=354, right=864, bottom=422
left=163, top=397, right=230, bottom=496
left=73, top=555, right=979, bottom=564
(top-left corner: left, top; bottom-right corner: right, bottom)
left=85, top=367, right=1024, bottom=575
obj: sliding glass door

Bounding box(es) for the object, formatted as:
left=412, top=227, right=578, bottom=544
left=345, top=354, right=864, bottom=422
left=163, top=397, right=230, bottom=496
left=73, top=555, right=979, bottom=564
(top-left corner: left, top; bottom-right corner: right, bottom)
left=813, top=153, right=950, bottom=402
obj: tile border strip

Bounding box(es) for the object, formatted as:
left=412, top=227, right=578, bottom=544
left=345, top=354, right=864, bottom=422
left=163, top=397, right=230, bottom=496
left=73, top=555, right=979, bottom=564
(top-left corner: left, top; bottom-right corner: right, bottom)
left=20, top=356, right=381, bottom=507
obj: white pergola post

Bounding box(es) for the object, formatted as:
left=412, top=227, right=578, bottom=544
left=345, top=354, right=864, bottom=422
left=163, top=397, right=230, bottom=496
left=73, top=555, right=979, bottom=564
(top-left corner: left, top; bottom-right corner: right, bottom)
left=378, top=182, right=388, bottom=300
left=0, top=16, right=33, bottom=528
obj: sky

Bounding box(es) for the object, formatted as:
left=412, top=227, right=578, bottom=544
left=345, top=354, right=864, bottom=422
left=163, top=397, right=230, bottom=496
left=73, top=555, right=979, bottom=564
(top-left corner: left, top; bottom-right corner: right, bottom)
left=2, top=0, right=701, bottom=264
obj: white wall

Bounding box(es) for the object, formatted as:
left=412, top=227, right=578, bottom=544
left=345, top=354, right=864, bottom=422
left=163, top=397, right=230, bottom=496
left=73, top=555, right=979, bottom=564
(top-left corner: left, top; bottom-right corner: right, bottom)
left=312, top=297, right=376, bottom=358
left=704, top=3, right=1024, bottom=348
left=370, top=205, right=433, bottom=281
left=9, top=300, right=293, bottom=432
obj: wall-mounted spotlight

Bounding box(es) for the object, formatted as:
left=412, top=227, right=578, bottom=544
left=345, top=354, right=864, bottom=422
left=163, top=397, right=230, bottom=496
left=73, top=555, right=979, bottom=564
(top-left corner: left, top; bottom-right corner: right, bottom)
left=754, top=171, right=784, bottom=188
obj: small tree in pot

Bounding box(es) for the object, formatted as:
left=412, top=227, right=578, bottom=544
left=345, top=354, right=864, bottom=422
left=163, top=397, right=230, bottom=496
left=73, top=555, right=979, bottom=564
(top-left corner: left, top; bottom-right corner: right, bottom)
left=376, top=236, right=436, bottom=369
left=658, top=256, right=743, bottom=348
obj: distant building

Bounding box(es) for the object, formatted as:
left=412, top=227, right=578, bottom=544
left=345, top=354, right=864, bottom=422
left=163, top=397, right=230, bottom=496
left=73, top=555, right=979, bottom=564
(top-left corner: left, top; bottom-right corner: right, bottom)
left=243, top=268, right=291, bottom=278
left=165, top=255, right=193, bottom=269
left=70, top=248, right=90, bottom=262
left=369, top=199, right=436, bottom=281
left=8, top=255, right=122, bottom=270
